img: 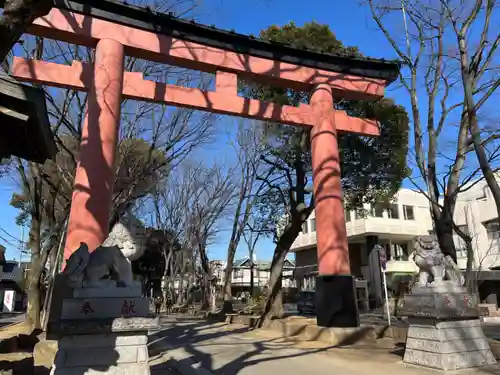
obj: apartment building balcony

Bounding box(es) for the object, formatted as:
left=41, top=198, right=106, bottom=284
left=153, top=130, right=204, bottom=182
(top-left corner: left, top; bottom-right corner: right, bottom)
left=385, top=259, right=418, bottom=274
left=290, top=217, right=427, bottom=252
left=347, top=217, right=427, bottom=241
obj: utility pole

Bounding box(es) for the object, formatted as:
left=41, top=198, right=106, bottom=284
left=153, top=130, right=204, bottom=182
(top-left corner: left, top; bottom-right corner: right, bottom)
left=401, top=0, right=412, bottom=59
left=18, top=225, right=24, bottom=267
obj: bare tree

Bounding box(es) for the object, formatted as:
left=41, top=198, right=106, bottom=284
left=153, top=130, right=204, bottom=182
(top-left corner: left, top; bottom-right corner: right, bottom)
left=12, top=161, right=45, bottom=329
left=5, top=0, right=213, bottom=328
left=242, top=220, right=262, bottom=298
left=441, top=0, right=500, bottom=224
left=223, top=122, right=266, bottom=305
left=369, top=0, right=500, bottom=262
left=153, top=161, right=234, bottom=308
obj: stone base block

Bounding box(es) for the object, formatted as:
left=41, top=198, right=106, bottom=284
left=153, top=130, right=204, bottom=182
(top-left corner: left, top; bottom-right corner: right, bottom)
left=55, top=344, right=148, bottom=367
left=403, top=319, right=496, bottom=371
left=62, top=297, right=149, bottom=320
left=51, top=331, right=150, bottom=374
left=51, top=363, right=150, bottom=375
left=48, top=317, right=159, bottom=338
left=58, top=333, right=148, bottom=349
left=400, top=291, right=479, bottom=319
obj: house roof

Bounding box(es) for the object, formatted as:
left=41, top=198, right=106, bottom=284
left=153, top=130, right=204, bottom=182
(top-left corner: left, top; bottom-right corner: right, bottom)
left=232, top=257, right=295, bottom=270
left=43, top=0, right=401, bottom=83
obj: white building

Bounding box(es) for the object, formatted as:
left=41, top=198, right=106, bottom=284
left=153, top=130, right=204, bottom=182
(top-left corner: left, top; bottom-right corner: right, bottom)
left=451, top=182, right=500, bottom=270
left=290, top=182, right=500, bottom=304
left=210, top=257, right=296, bottom=295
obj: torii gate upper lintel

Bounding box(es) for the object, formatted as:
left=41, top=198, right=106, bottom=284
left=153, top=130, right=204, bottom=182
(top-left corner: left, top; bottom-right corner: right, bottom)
left=11, top=2, right=400, bottom=328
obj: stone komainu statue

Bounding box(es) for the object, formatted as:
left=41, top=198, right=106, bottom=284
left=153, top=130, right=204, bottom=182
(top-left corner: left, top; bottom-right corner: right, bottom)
left=412, top=235, right=465, bottom=287
left=62, top=216, right=148, bottom=288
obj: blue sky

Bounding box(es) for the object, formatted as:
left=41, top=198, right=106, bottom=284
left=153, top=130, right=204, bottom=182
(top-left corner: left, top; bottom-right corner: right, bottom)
left=192, top=0, right=408, bottom=261
left=0, top=0, right=489, bottom=263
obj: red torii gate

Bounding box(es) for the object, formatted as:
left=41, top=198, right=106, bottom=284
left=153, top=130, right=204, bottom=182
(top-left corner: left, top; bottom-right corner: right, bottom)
left=11, top=1, right=399, bottom=327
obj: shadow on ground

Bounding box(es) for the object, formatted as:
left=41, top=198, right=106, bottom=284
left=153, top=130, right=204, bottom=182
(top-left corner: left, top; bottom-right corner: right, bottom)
left=148, top=319, right=406, bottom=375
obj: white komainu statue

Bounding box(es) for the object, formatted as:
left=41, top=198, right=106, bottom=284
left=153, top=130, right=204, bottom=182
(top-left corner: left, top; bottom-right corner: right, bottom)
left=63, top=216, right=148, bottom=288
left=412, top=235, right=465, bottom=287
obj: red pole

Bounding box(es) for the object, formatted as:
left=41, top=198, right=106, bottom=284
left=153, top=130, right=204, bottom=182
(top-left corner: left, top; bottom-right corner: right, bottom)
left=310, top=84, right=350, bottom=276
left=310, top=84, right=358, bottom=327
left=63, top=38, right=125, bottom=265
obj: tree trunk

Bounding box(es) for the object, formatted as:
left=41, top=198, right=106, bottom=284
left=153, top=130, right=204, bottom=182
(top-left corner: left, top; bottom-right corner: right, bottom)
left=223, top=241, right=237, bottom=300
left=259, top=223, right=300, bottom=325
left=0, top=0, right=53, bottom=63
left=250, top=261, right=255, bottom=298
left=435, top=215, right=457, bottom=262
left=26, top=214, right=43, bottom=330
left=464, top=237, right=477, bottom=295
left=197, top=242, right=211, bottom=309
left=177, top=275, right=184, bottom=305
left=201, top=273, right=210, bottom=309
left=162, top=248, right=173, bottom=301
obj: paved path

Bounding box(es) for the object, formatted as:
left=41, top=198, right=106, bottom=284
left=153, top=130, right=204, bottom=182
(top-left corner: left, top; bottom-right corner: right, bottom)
left=0, top=312, right=24, bottom=328
left=148, top=319, right=500, bottom=375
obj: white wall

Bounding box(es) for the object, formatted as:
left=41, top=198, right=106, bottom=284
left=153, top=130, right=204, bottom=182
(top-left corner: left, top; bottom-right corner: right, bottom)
left=292, top=188, right=433, bottom=250
left=291, top=181, right=500, bottom=271
left=451, top=180, right=500, bottom=269
left=231, top=268, right=270, bottom=286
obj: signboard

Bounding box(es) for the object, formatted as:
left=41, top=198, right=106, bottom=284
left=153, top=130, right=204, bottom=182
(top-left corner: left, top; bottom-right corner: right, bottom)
left=374, top=245, right=390, bottom=325
left=377, top=246, right=387, bottom=271
left=3, top=290, right=15, bottom=312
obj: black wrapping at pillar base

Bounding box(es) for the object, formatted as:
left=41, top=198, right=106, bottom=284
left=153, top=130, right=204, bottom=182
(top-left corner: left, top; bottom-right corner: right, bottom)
left=315, top=274, right=359, bottom=328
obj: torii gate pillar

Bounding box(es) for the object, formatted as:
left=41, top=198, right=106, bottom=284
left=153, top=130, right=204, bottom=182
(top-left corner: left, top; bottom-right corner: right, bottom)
left=311, top=84, right=358, bottom=328
left=64, top=38, right=125, bottom=262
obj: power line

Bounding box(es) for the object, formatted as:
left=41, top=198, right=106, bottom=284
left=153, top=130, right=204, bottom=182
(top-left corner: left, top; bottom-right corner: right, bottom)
left=0, top=227, right=21, bottom=243
left=0, top=233, right=19, bottom=249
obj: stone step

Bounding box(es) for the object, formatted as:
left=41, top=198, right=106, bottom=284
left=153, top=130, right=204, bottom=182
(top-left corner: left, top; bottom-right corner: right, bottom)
left=51, top=363, right=150, bottom=375
left=407, top=324, right=486, bottom=341
left=404, top=348, right=496, bottom=371
left=55, top=344, right=149, bottom=367
left=406, top=336, right=492, bottom=353
left=61, top=297, right=149, bottom=320
left=59, top=333, right=147, bottom=349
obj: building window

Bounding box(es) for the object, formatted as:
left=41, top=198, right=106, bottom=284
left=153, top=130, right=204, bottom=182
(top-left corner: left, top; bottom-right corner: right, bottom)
left=310, top=218, right=316, bottom=232
left=302, top=221, right=308, bottom=234
left=233, top=269, right=243, bottom=279
left=476, top=186, right=488, bottom=200
left=387, top=204, right=400, bottom=219
left=393, top=243, right=409, bottom=261
left=456, top=247, right=468, bottom=259
left=345, top=210, right=351, bottom=222
left=457, top=225, right=469, bottom=236
left=403, top=205, right=415, bottom=220
left=484, top=220, right=500, bottom=240
left=371, top=204, right=385, bottom=218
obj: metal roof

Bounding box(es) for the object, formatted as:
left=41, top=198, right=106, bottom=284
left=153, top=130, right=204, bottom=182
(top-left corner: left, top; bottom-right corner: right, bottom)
left=44, top=0, right=401, bottom=83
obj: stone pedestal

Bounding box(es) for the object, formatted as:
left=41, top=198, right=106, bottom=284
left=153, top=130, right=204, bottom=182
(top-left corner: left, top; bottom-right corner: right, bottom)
left=49, top=281, right=159, bottom=375
left=400, top=284, right=496, bottom=371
